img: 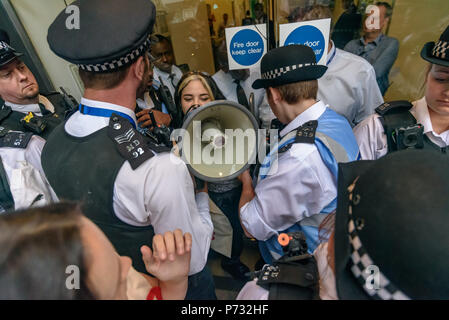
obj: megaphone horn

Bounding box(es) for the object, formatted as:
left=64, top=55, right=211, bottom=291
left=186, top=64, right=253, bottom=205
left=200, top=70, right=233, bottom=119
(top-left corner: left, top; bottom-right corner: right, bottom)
left=179, top=100, right=259, bottom=182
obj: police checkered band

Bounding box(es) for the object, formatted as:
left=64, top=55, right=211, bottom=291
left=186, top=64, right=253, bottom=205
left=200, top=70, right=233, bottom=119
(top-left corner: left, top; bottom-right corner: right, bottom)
left=0, top=41, right=11, bottom=50
left=432, top=40, right=449, bottom=60
left=79, top=37, right=152, bottom=72
left=261, top=63, right=318, bottom=80
left=346, top=179, right=410, bottom=300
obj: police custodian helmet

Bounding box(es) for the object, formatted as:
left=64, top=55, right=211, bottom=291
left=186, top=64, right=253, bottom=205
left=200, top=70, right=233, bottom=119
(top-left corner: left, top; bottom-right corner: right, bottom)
left=335, top=149, right=449, bottom=299
left=47, top=0, right=156, bottom=73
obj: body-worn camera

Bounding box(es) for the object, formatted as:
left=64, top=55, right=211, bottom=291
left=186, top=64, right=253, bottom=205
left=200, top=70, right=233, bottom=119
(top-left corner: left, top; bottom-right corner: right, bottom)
left=395, top=124, right=424, bottom=150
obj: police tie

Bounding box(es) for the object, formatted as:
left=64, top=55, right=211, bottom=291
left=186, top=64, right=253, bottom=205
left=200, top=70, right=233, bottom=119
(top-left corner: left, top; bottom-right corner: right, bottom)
left=234, top=79, right=250, bottom=110
left=168, top=73, right=177, bottom=89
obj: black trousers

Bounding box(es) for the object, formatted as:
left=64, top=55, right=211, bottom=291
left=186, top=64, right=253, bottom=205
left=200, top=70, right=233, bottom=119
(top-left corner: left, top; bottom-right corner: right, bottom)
left=208, top=185, right=244, bottom=259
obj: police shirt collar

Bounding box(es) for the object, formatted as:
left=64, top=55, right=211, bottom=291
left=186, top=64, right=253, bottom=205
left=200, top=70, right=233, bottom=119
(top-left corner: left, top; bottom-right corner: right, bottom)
left=414, top=96, right=449, bottom=140
left=280, top=100, right=327, bottom=138
left=80, top=97, right=138, bottom=124
left=3, top=94, right=51, bottom=115
left=154, top=65, right=174, bottom=78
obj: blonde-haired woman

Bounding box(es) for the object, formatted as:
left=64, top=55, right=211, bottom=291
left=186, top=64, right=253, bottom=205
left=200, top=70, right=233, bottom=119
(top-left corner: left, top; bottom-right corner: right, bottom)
left=174, top=71, right=252, bottom=281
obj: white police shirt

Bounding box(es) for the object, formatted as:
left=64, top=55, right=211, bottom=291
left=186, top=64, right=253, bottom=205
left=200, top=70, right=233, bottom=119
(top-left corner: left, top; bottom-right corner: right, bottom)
left=212, top=69, right=275, bottom=128
left=236, top=241, right=338, bottom=300
left=239, top=101, right=336, bottom=242
left=153, top=65, right=183, bottom=99
left=65, top=98, right=213, bottom=275
left=318, top=41, right=384, bottom=127
left=0, top=135, right=58, bottom=211
left=354, top=97, right=449, bottom=160
left=3, top=95, right=56, bottom=117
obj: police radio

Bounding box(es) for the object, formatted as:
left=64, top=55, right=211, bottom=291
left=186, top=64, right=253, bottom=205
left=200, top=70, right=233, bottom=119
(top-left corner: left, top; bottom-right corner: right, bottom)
left=157, top=76, right=178, bottom=117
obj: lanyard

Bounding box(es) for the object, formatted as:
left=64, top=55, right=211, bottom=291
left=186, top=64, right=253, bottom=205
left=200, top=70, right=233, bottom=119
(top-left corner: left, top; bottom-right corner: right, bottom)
left=326, top=47, right=337, bottom=66
left=79, top=104, right=137, bottom=129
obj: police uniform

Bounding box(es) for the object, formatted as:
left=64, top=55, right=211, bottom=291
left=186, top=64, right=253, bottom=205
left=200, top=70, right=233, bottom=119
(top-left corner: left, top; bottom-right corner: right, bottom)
left=0, top=131, right=58, bottom=213
left=212, top=69, right=275, bottom=128
left=354, top=97, right=449, bottom=160
left=136, top=79, right=182, bottom=129
left=43, top=0, right=215, bottom=299
left=0, top=42, right=73, bottom=140
left=354, top=26, right=449, bottom=159
left=236, top=241, right=338, bottom=300
left=317, top=41, right=384, bottom=128
left=244, top=45, right=360, bottom=264
left=153, top=65, right=183, bottom=99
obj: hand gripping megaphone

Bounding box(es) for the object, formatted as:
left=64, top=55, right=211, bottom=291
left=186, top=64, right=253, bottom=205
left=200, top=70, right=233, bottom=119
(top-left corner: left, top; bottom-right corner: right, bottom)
left=177, top=100, right=259, bottom=182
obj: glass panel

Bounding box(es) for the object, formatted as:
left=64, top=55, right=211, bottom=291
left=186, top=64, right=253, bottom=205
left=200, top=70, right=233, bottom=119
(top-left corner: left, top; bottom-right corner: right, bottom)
left=275, top=0, right=449, bottom=102
left=153, top=0, right=271, bottom=74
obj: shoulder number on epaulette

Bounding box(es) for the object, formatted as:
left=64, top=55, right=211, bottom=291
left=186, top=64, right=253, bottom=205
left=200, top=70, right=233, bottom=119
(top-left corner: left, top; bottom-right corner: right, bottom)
left=107, top=114, right=155, bottom=170
left=0, top=131, right=33, bottom=149
left=295, top=120, right=318, bottom=144
left=375, top=100, right=413, bottom=116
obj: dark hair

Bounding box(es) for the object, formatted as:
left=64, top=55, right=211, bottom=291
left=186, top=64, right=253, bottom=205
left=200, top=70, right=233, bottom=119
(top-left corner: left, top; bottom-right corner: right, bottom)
left=0, top=202, right=95, bottom=300
left=174, top=71, right=225, bottom=128
left=151, top=34, right=172, bottom=46
left=78, top=66, right=131, bottom=90
left=376, top=1, right=393, bottom=18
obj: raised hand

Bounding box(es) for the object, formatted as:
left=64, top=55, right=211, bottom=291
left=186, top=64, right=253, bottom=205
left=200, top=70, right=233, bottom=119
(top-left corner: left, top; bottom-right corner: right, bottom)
left=140, top=229, right=191, bottom=283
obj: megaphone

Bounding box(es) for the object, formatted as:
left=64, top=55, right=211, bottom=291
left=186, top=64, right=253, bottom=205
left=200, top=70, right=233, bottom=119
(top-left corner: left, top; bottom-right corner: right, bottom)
left=178, top=100, right=259, bottom=182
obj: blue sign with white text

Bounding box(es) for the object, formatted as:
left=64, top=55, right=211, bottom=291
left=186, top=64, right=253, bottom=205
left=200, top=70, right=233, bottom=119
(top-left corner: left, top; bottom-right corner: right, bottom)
left=285, top=25, right=325, bottom=62
left=230, top=29, right=264, bottom=66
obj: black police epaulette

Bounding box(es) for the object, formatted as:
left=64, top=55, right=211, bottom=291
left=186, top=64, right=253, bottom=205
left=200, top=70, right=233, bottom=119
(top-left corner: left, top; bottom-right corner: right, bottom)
left=0, top=106, right=12, bottom=123
left=375, top=100, right=413, bottom=116
left=0, top=129, right=33, bottom=149
left=278, top=120, right=318, bottom=153
left=295, top=120, right=318, bottom=144
left=107, top=114, right=170, bottom=170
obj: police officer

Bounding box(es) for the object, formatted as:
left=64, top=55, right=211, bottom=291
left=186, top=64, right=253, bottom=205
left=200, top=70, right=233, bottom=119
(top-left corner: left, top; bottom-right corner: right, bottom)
left=334, top=149, right=449, bottom=299
left=0, top=41, right=75, bottom=140
left=354, top=25, right=449, bottom=159
left=238, top=149, right=449, bottom=299
left=135, top=60, right=182, bottom=139
left=150, top=34, right=183, bottom=100
left=238, top=45, right=360, bottom=264
left=42, top=0, right=215, bottom=300
left=0, top=40, right=59, bottom=212
left=0, top=132, right=58, bottom=214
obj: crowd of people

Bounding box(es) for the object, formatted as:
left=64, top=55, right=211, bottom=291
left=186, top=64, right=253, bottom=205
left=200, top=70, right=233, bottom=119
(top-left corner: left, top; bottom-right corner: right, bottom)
left=0, top=0, right=448, bottom=300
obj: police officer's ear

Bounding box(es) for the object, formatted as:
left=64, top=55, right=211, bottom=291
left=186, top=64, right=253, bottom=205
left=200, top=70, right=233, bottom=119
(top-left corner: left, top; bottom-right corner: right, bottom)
left=133, top=55, right=148, bottom=82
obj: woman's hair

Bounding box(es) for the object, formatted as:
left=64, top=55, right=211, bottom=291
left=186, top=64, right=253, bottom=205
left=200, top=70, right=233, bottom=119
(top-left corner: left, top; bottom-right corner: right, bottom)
left=0, top=202, right=95, bottom=300
left=422, top=63, right=433, bottom=92
left=173, top=71, right=225, bottom=128
left=318, top=212, right=336, bottom=244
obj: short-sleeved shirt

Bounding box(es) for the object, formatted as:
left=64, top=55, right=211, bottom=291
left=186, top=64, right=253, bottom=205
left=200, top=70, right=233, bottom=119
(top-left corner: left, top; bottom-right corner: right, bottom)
left=353, top=97, right=449, bottom=160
